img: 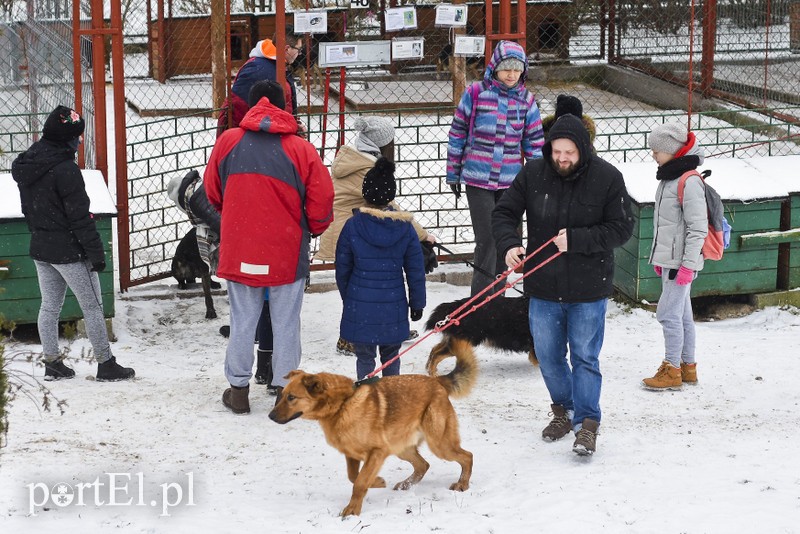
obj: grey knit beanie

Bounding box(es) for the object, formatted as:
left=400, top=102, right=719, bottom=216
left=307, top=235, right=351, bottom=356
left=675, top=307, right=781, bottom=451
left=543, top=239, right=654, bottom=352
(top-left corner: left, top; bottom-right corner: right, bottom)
left=353, top=116, right=395, bottom=149
left=649, top=122, right=688, bottom=155
left=495, top=58, right=525, bottom=72
left=167, top=176, right=183, bottom=207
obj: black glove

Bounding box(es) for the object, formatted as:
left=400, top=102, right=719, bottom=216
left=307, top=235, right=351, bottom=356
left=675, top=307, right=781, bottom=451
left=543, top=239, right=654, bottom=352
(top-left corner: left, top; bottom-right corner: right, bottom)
left=410, top=308, right=423, bottom=321
left=450, top=183, right=461, bottom=199
left=91, top=260, right=106, bottom=272
left=421, top=240, right=438, bottom=274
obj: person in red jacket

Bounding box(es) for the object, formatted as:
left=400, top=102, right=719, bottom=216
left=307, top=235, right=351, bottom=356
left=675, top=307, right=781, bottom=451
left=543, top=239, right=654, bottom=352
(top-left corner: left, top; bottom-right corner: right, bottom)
left=205, top=80, right=334, bottom=414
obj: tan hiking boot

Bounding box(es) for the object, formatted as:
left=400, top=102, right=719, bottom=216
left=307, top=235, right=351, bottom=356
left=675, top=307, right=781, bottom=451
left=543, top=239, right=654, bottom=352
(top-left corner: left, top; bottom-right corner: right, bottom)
left=681, top=362, right=698, bottom=384
left=542, top=404, right=573, bottom=442
left=573, top=418, right=599, bottom=456
left=642, top=361, right=682, bottom=391
left=222, top=384, right=250, bottom=414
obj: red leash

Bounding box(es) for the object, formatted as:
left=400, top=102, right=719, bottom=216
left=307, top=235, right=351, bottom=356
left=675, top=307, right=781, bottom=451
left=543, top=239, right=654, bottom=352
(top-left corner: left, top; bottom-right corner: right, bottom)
left=356, top=236, right=562, bottom=383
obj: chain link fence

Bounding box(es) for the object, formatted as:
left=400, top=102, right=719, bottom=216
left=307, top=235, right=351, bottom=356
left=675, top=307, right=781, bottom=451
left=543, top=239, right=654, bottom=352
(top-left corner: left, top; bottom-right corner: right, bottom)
left=2, top=1, right=799, bottom=289
left=0, top=1, right=96, bottom=172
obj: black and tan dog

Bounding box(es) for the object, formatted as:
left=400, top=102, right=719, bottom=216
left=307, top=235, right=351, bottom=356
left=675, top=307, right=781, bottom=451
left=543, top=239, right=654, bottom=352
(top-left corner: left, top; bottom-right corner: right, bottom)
left=171, top=227, right=220, bottom=319
left=425, top=296, right=536, bottom=376
left=268, top=338, right=477, bottom=517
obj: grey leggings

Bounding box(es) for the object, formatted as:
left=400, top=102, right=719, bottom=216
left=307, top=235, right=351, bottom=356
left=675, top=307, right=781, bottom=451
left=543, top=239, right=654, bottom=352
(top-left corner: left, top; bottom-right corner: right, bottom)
left=656, top=269, right=696, bottom=367
left=35, top=260, right=111, bottom=363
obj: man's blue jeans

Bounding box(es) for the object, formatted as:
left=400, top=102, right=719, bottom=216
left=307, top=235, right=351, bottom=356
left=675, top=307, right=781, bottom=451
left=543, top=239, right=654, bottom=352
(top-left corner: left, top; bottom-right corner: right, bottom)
left=528, top=297, right=607, bottom=426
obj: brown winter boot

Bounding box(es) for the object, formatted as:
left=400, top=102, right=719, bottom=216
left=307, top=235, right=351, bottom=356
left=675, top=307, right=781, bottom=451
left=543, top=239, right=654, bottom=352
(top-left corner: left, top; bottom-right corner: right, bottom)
left=681, top=362, right=698, bottom=384
left=573, top=418, right=600, bottom=456
left=642, top=361, right=682, bottom=391
left=222, top=384, right=250, bottom=414
left=542, top=404, right=573, bottom=442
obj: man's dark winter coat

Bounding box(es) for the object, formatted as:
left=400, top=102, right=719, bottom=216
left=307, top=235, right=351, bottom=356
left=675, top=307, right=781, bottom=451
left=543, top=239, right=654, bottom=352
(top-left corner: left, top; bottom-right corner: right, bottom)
left=492, top=114, right=634, bottom=302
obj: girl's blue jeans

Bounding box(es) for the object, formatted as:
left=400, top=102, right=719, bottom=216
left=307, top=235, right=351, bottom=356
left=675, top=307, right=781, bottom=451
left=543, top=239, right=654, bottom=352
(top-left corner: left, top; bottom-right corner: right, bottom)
left=354, top=343, right=402, bottom=379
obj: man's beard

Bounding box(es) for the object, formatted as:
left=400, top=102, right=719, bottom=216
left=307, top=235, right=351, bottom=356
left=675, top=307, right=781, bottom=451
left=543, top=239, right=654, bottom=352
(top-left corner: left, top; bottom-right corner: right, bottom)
left=552, top=159, right=578, bottom=177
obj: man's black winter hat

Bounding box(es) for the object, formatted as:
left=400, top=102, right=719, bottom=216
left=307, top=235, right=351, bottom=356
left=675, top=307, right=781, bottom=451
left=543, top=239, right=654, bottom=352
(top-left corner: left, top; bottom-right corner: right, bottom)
left=362, top=157, right=396, bottom=206
left=555, top=94, right=583, bottom=120
left=42, top=105, right=85, bottom=142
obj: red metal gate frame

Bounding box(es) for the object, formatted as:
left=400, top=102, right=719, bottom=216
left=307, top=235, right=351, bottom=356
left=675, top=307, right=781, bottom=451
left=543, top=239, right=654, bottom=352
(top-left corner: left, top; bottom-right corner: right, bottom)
left=73, top=0, right=129, bottom=290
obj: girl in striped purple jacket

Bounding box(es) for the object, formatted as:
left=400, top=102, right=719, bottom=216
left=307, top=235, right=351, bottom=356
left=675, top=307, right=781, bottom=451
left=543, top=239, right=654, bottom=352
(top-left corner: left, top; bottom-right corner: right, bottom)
left=446, top=40, right=544, bottom=296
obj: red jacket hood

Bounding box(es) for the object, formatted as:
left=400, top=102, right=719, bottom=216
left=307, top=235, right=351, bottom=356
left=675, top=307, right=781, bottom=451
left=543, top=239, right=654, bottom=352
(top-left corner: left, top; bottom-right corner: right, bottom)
left=239, top=98, right=298, bottom=135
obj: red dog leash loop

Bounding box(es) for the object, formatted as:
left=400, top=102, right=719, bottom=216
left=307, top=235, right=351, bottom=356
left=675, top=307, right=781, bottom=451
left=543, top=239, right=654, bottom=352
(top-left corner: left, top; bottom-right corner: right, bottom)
left=357, top=236, right=562, bottom=383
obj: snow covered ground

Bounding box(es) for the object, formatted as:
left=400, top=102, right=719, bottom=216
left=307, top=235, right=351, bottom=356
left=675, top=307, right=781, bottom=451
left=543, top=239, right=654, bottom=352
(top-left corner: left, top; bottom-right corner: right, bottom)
left=2, top=269, right=800, bottom=533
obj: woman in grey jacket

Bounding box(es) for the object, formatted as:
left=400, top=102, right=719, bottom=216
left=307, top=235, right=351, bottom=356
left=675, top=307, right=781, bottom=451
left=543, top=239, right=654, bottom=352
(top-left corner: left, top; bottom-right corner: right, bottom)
left=643, top=122, right=707, bottom=390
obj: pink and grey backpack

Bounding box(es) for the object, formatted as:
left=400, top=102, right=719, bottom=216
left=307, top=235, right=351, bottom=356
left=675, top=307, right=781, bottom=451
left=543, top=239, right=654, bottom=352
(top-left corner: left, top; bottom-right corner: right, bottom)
left=677, top=169, right=731, bottom=261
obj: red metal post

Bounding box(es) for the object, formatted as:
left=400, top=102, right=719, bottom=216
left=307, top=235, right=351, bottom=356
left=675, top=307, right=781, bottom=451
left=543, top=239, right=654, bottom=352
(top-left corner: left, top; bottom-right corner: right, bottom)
left=91, top=0, right=108, bottom=181
left=485, top=0, right=526, bottom=59
left=157, top=0, right=166, bottom=82
left=321, top=67, right=331, bottom=160
left=339, top=66, right=346, bottom=149
left=110, top=0, right=131, bottom=291
left=485, top=0, right=493, bottom=65
left=276, top=0, right=286, bottom=89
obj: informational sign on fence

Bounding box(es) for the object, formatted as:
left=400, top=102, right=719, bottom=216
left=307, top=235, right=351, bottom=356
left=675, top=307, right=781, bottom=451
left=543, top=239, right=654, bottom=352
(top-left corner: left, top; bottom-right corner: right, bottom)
left=392, top=38, right=424, bottom=60
left=349, top=0, right=370, bottom=9
left=435, top=4, right=468, bottom=27
left=294, top=11, right=328, bottom=34
left=454, top=35, right=485, bottom=57
left=318, top=41, right=392, bottom=67
left=385, top=6, right=417, bottom=32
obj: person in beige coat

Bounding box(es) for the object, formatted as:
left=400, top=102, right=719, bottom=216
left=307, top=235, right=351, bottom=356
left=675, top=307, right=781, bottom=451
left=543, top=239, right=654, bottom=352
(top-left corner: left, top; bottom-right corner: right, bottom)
left=315, top=116, right=435, bottom=353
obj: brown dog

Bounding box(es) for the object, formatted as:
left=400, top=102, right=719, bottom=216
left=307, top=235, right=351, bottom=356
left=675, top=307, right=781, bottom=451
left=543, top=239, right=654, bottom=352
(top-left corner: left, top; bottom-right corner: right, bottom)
left=268, top=338, right=477, bottom=517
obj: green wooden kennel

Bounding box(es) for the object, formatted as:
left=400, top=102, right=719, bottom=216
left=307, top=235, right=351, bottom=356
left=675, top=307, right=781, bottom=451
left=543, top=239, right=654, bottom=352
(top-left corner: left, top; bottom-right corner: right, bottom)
left=0, top=170, right=116, bottom=325
left=614, top=156, right=799, bottom=303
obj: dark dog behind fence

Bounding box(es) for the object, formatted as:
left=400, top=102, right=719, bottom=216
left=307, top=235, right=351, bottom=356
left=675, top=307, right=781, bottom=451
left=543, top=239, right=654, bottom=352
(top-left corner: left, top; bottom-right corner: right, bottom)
left=171, top=228, right=220, bottom=319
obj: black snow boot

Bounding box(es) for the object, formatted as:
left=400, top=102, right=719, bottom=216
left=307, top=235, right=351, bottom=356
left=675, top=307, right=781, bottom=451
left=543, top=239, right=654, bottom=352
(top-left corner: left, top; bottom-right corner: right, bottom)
left=44, top=358, right=76, bottom=381
left=96, top=357, right=136, bottom=382
left=255, top=349, right=273, bottom=386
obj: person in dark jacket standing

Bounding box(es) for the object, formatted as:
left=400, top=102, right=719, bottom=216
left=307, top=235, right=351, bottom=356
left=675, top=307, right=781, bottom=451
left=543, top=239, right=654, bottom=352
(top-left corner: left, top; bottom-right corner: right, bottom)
left=11, top=105, right=135, bottom=382
left=335, top=157, right=426, bottom=379
left=492, top=113, right=633, bottom=456
left=217, top=26, right=303, bottom=136
left=205, top=81, right=334, bottom=414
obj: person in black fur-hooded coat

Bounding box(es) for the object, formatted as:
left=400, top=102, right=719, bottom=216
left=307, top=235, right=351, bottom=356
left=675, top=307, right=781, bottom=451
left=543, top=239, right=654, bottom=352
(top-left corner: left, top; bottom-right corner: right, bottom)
left=541, top=94, right=597, bottom=149
left=335, top=157, right=427, bottom=379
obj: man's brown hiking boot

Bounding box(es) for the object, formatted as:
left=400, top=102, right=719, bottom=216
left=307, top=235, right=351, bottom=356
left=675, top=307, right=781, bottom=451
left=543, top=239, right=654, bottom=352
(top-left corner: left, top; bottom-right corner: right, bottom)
left=542, top=404, right=573, bottom=442
left=572, top=418, right=599, bottom=456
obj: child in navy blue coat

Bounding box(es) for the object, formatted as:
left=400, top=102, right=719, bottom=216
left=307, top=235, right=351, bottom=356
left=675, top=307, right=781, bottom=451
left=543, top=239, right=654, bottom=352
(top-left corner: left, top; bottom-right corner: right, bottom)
left=335, top=157, right=427, bottom=378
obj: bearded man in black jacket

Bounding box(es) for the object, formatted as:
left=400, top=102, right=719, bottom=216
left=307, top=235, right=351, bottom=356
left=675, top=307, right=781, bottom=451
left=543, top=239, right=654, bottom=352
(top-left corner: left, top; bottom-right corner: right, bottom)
left=12, top=106, right=135, bottom=382
left=492, top=113, right=633, bottom=456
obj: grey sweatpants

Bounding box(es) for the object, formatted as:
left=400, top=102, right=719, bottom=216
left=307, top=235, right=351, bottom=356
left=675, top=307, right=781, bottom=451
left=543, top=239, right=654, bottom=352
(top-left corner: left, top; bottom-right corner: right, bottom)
left=224, top=278, right=305, bottom=388
left=34, top=260, right=112, bottom=363
left=656, top=269, right=697, bottom=367
left=466, top=185, right=507, bottom=296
